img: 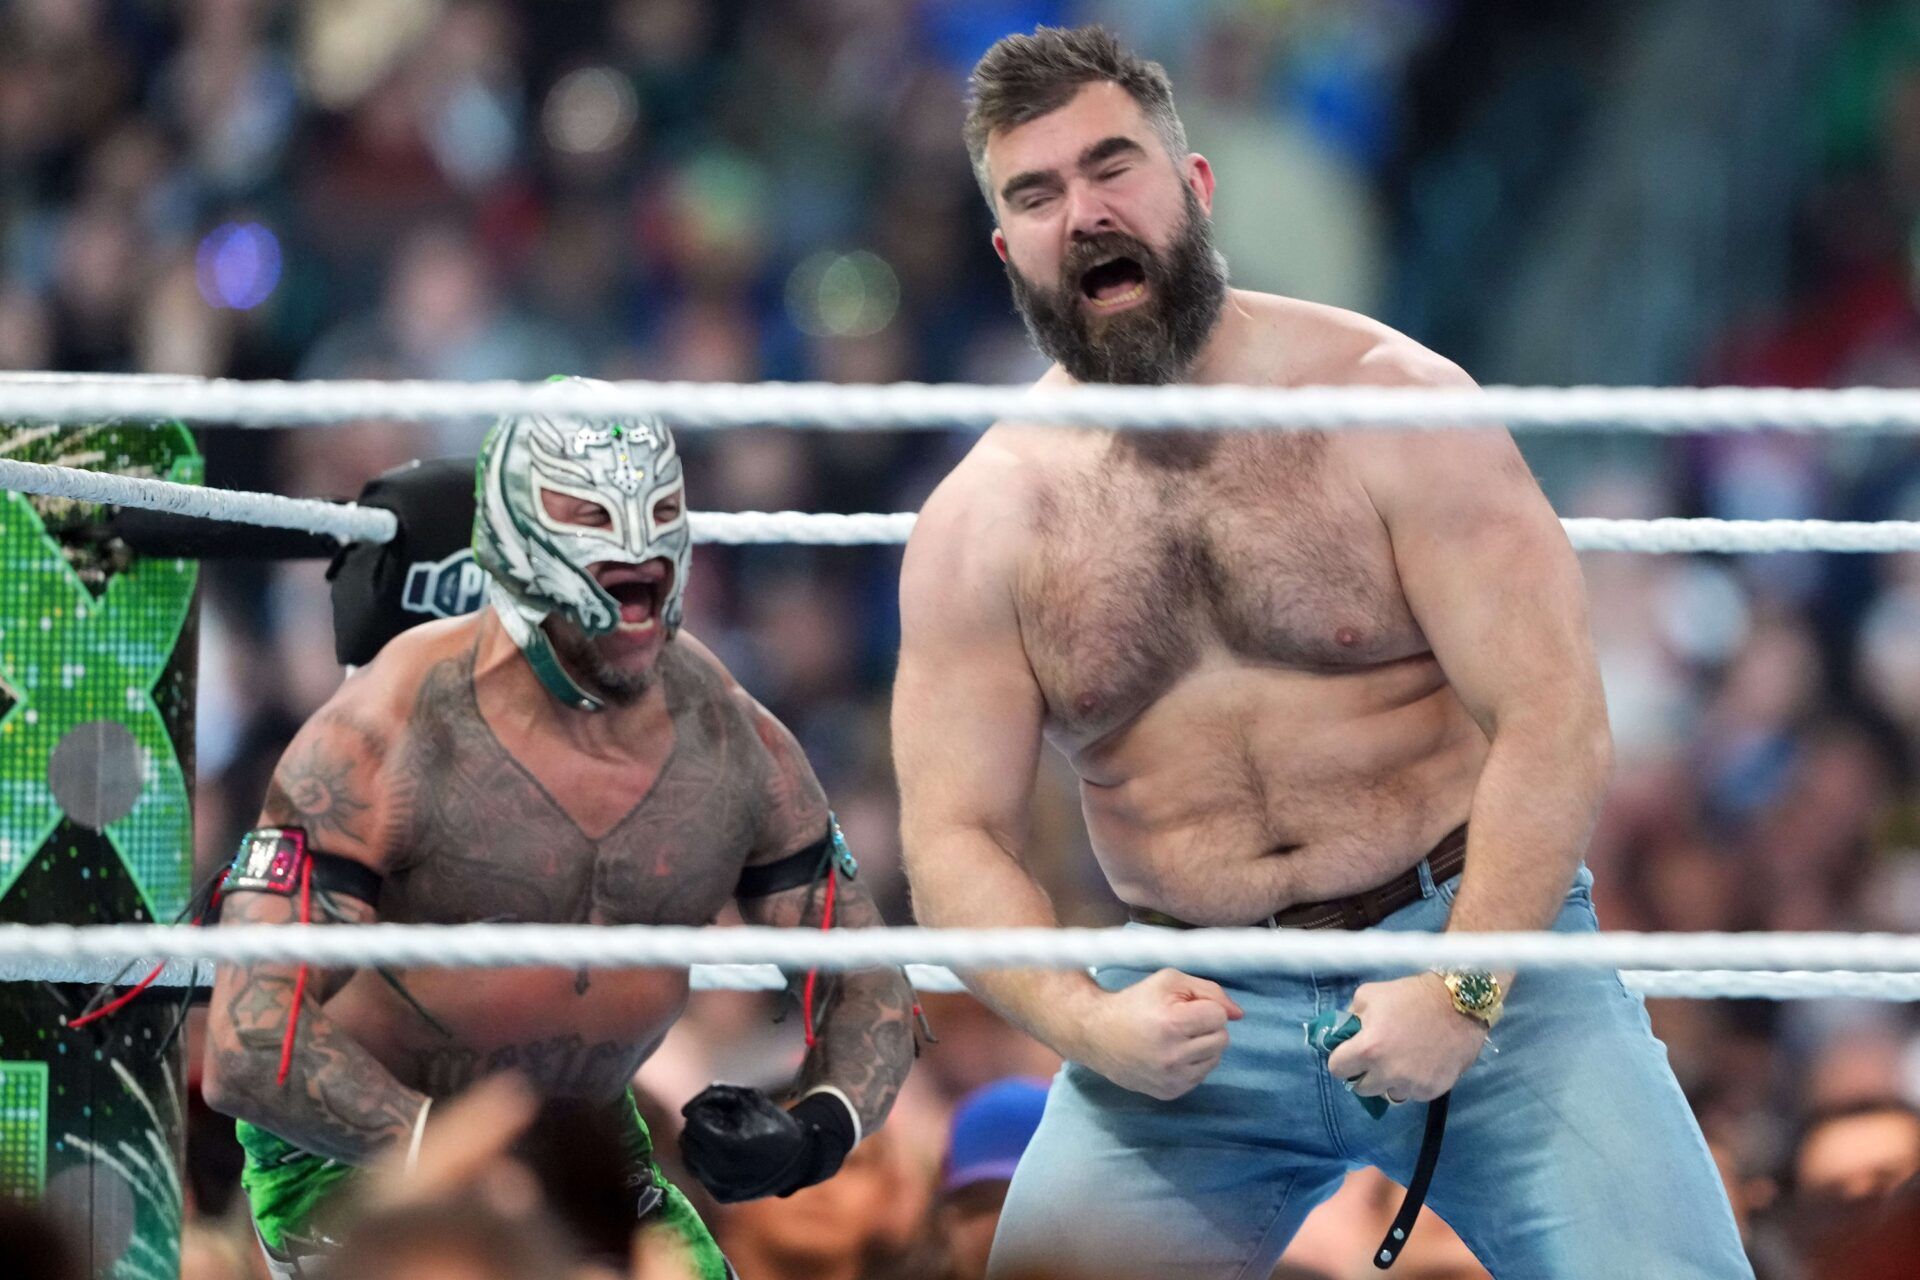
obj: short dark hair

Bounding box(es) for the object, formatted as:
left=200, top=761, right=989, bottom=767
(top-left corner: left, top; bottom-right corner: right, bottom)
left=964, top=25, right=1188, bottom=215
left=1785, top=1096, right=1920, bottom=1192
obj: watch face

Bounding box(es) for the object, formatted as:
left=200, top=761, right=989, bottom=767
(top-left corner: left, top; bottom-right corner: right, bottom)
left=1455, top=972, right=1498, bottom=1010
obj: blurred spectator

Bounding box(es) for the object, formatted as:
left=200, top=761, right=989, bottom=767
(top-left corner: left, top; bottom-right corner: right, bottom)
left=1780, top=1098, right=1920, bottom=1277
left=178, top=1221, right=255, bottom=1280
left=1806, top=1179, right=1920, bottom=1280
left=298, top=222, right=580, bottom=390
left=934, top=1078, right=1049, bottom=1280
left=1787, top=1097, right=1920, bottom=1206
left=327, top=1200, right=574, bottom=1280
left=713, top=1125, right=921, bottom=1280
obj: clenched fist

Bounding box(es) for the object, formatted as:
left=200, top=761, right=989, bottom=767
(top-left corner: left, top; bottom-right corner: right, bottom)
left=1325, top=973, right=1487, bottom=1105
left=678, top=1085, right=857, bottom=1202
left=1076, top=969, right=1245, bottom=1100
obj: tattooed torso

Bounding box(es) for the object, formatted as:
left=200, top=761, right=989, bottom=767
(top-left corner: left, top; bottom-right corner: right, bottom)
left=207, top=617, right=913, bottom=1164
left=318, top=639, right=775, bottom=1099
left=387, top=642, right=760, bottom=928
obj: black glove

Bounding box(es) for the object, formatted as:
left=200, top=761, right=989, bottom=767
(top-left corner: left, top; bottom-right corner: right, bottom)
left=678, top=1085, right=857, bottom=1202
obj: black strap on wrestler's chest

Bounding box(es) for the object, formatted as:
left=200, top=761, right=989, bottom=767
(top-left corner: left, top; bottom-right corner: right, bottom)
left=1375, top=1092, right=1450, bottom=1269
left=733, top=825, right=834, bottom=899
left=204, top=850, right=384, bottom=923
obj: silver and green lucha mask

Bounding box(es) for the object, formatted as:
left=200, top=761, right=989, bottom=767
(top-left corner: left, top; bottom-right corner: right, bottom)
left=473, top=380, right=692, bottom=711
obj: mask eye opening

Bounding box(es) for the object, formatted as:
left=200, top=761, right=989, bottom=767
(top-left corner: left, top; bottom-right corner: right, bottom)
left=649, top=484, right=686, bottom=532
left=537, top=486, right=615, bottom=531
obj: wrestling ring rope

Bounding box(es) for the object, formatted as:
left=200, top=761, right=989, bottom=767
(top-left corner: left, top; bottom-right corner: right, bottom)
left=6, top=374, right=1920, bottom=1010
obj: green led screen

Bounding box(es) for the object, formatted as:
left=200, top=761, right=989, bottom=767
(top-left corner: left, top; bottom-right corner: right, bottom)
left=0, top=1060, right=49, bottom=1200
left=1, top=421, right=198, bottom=1279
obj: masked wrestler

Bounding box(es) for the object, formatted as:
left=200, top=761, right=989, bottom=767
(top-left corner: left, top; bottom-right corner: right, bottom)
left=202, top=381, right=916, bottom=1278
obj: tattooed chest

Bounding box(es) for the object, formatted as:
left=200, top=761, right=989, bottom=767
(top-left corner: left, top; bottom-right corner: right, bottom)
left=384, top=797, right=745, bottom=927
left=379, top=658, right=762, bottom=927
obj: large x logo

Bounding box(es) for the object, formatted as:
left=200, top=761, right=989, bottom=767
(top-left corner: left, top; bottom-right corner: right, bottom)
left=0, top=438, right=199, bottom=922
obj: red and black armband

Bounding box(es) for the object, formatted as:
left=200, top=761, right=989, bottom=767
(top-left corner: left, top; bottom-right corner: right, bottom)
left=216, top=828, right=387, bottom=1088
left=733, top=816, right=934, bottom=1049
left=735, top=816, right=858, bottom=1048
left=66, top=828, right=384, bottom=1054
left=214, top=827, right=383, bottom=916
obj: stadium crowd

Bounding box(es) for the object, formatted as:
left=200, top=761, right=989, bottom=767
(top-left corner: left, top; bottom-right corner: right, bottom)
left=5, top=1, right=1920, bottom=1276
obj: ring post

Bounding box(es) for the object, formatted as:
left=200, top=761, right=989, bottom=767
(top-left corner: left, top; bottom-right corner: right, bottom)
left=0, top=422, right=200, bottom=1279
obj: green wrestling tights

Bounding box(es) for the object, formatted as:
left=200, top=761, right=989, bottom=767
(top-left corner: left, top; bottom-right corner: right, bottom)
left=236, top=1092, right=731, bottom=1279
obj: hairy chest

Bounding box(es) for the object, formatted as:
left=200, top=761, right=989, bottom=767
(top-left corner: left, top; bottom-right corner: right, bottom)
left=1020, top=435, right=1424, bottom=737
left=380, top=658, right=764, bottom=928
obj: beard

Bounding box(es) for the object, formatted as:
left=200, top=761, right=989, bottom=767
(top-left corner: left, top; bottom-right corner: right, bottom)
left=1004, top=184, right=1228, bottom=387
left=546, top=619, right=656, bottom=706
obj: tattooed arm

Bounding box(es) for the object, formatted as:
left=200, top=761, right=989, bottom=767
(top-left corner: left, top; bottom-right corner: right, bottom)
left=734, top=697, right=915, bottom=1136
left=203, top=700, right=428, bottom=1165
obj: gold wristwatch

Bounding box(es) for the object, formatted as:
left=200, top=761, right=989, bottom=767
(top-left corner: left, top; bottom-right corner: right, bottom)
left=1438, top=969, right=1505, bottom=1028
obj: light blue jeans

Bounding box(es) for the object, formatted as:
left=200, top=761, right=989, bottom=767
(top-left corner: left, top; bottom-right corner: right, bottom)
left=988, top=866, right=1752, bottom=1279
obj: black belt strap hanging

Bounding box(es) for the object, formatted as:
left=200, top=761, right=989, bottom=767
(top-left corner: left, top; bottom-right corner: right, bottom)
left=1375, top=1091, right=1450, bottom=1269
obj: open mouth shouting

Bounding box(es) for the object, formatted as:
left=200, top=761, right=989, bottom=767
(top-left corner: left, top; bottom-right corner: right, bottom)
left=1079, top=252, right=1150, bottom=312
left=593, top=559, right=672, bottom=634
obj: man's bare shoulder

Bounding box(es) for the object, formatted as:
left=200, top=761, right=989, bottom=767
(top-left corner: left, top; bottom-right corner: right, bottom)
left=256, top=620, right=479, bottom=862
left=904, top=430, right=1045, bottom=598
left=332, top=614, right=479, bottom=731
left=664, top=631, right=755, bottom=709
left=1233, top=291, right=1477, bottom=390
left=663, top=634, right=822, bottom=846
left=659, top=631, right=791, bottom=736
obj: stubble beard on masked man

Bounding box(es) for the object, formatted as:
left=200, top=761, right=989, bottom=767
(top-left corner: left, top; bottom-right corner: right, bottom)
left=546, top=616, right=657, bottom=706
left=1003, top=183, right=1229, bottom=391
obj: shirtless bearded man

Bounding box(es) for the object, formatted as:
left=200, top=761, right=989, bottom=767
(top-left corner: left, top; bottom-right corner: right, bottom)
left=893, top=26, right=1750, bottom=1279
left=203, top=389, right=916, bottom=1278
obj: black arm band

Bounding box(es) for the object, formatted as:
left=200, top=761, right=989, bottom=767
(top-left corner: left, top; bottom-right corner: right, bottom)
left=308, top=851, right=383, bottom=908
left=206, top=827, right=383, bottom=922
left=734, top=825, right=836, bottom=899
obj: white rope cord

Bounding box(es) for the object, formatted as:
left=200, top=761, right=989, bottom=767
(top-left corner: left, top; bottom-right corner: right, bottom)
left=7, top=956, right=1920, bottom=1002
left=9, top=460, right=1920, bottom=555
left=13, top=376, right=1920, bottom=432
left=0, top=456, right=397, bottom=544
left=706, top=514, right=1920, bottom=554
left=1559, top=517, right=1920, bottom=554
left=690, top=511, right=918, bottom=545
left=3, top=923, right=1920, bottom=975
left=1623, top=971, right=1920, bottom=1000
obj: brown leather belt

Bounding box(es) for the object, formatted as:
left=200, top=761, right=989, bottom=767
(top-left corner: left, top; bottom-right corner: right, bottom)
left=1126, top=824, right=1468, bottom=931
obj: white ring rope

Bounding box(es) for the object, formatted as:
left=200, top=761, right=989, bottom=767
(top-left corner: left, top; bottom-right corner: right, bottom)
left=0, top=456, right=398, bottom=544
left=11, top=376, right=1920, bottom=432
left=2, top=923, right=1919, bottom=975
left=692, top=510, right=920, bottom=545
left=12, top=381, right=1920, bottom=1009
left=7, top=460, right=1920, bottom=556
left=1557, top=517, right=1920, bottom=554
left=7, top=956, right=1920, bottom=1002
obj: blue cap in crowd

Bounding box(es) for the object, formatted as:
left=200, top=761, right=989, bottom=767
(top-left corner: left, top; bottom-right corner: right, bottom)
left=942, top=1077, right=1051, bottom=1193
